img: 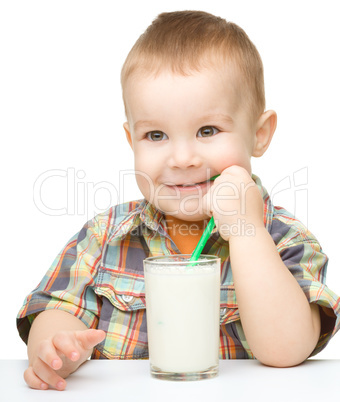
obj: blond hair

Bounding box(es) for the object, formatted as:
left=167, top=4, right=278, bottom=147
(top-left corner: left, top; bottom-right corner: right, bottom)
left=121, top=10, right=265, bottom=121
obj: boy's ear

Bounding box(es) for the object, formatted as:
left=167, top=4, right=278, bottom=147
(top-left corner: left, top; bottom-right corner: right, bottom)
left=123, top=122, right=133, bottom=150
left=252, top=110, right=277, bottom=157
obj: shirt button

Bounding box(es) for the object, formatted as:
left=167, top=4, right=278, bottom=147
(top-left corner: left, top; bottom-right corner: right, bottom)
left=220, top=308, right=227, bottom=316
left=122, top=295, right=134, bottom=303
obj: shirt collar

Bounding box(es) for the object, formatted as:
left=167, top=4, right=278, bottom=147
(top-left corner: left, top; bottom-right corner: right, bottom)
left=108, top=199, right=167, bottom=242
left=139, top=199, right=166, bottom=232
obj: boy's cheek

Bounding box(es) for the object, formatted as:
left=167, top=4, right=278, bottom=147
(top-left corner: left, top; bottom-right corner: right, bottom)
left=135, top=174, right=154, bottom=199
left=212, top=149, right=252, bottom=177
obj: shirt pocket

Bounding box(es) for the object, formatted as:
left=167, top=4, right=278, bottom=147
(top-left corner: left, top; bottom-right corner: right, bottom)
left=220, top=284, right=240, bottom=325
left=94, top=266, right=146, bottom=311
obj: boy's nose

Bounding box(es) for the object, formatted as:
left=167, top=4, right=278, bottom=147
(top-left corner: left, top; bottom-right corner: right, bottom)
left=167, top=141, right=202, bottom=169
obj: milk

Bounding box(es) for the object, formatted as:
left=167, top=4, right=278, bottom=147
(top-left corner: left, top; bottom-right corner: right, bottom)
left=144, top=256, right=220, bottom=377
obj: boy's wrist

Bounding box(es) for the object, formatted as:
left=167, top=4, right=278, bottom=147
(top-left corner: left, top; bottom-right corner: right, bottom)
left=217, top=215, right=265, bottom=242
left=226, top=223, right=266, bottom=244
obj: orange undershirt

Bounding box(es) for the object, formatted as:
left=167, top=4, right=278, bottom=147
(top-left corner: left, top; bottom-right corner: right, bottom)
left=165, top=215, right=207, bottom=254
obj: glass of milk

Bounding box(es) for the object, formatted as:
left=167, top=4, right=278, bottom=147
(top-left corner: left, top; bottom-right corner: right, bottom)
left=144, top=254, right=220, bottom=381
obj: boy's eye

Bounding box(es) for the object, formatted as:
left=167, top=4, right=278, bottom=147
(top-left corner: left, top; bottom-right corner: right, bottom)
left=197, top=126, right=219, bottom=137
left=146, top=131, right=168, bottom=141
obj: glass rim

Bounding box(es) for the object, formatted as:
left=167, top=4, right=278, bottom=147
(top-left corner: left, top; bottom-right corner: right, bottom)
left=143, top=254, right=220, bottom=265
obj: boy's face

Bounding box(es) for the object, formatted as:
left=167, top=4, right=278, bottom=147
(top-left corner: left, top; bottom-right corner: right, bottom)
left=123, top=68, right=258, bottom=222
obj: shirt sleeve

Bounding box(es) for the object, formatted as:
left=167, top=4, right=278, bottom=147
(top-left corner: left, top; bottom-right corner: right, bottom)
left=16, top=214, right=107, bottom=344
left=275, top=222, right=340, bottom=357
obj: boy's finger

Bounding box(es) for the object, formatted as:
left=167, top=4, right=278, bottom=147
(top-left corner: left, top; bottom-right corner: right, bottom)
left=37, top=339, right=63, bottom=370
left=202, top=192, right=213, bottom=216
left=30, top=358, right=66, bottom=391
left=24, top=366, right=48, bottom=390
left=75, top=329, right=106, bottom=350
left=52, top=331, right=81, bottom=362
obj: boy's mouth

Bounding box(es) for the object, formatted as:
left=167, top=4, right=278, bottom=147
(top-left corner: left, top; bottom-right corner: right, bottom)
left=167, top=179, right=212, bottom=192
left=177, top=179, right=208, bottom=187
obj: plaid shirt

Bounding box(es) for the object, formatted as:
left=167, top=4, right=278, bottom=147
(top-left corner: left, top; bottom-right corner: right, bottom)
left=17, top=175, right=340, bottom=359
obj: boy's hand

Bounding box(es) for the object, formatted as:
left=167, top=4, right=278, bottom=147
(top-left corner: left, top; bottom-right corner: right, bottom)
left=24, top=328, right=105, bottom=391
left=203, top=166, right=264, bottom=241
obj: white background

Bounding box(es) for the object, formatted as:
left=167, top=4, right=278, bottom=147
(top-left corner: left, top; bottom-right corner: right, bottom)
left=1, top=0, right=339, bottom=359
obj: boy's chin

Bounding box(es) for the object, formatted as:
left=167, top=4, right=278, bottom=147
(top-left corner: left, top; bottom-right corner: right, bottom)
left=164, top=211, right=211, bottom=223
left=148, top=198, right=210, bottom=222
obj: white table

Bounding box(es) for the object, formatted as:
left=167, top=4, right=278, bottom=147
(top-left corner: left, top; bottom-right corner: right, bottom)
left=1, top=359, right=338, bottom=401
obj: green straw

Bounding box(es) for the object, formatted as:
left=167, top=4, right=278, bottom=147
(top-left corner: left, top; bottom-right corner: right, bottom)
left=189, top=174, right=220, bottom=262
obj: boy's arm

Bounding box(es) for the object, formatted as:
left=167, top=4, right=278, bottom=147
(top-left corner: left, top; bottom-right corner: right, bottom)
left=204, top=166, right=321, bottom=367
left=25, top=309, right=105, bottom=391
left=229, top=226, right=320, bottom=367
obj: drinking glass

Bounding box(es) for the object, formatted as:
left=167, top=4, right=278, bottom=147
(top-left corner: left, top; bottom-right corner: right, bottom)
left=144, top=254, right=220, bottom=381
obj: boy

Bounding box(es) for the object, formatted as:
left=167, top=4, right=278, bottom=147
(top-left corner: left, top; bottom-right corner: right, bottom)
left=17, top=11, right=340, bottom=391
